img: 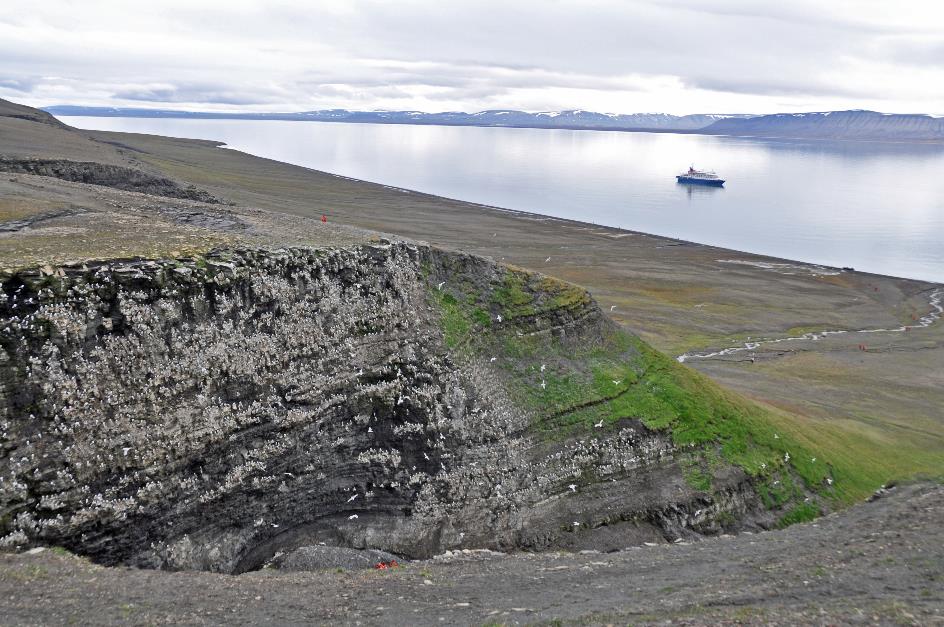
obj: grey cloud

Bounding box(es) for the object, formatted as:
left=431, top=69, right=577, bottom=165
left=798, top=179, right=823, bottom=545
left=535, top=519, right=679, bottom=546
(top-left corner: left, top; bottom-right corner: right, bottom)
left=3, top=1, right=943, bottom=113
left=111, top=81, right=293, bottom=106
left=0, top=77, right=38, bottom=93
left=684, top=75, right=876, bottom=99
left=879, top=37, right=944, bottom=66
left=646, top=0, right=905, bottom=35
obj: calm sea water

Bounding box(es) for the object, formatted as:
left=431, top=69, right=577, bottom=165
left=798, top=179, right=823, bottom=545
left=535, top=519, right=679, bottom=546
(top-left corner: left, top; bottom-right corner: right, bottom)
left=63, top=116, right=944, bottom=283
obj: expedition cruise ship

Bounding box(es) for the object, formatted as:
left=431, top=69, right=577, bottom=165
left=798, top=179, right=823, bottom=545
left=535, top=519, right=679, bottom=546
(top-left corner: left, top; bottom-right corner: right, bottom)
left=676, top=166, right=725, bottom=186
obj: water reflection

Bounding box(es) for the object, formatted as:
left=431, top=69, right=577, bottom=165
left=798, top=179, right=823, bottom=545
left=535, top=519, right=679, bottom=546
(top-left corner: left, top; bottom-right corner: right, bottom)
left=727, top=135, right=944, bottom=160
left=677, top=182, right=725, bottom=200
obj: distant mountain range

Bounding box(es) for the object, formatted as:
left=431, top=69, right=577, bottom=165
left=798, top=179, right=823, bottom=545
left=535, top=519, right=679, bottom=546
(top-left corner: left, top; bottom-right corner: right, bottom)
left=44, top=106, right=944, bottom=141
left=701, top=110, right=944, bottom=142
left=43, top=106, right=748, bottom=131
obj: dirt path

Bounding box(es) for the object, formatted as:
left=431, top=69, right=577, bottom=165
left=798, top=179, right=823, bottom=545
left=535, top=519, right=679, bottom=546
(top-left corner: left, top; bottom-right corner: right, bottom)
left=2, top=483, right=941, bottom=625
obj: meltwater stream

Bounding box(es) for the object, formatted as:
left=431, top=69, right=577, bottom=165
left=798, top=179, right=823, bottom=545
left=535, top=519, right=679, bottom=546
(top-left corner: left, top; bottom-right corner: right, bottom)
left=677, top=288, right=944, bottom=363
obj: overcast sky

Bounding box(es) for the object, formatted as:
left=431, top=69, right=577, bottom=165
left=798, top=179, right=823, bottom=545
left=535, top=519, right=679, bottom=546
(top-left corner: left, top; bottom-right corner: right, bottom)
left=2, top=0, right=943, bottom=115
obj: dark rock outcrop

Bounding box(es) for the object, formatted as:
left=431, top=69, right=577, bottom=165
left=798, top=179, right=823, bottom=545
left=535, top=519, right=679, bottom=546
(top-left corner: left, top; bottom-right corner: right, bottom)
left=0, top=243, right=777, bottom=572
left=0, top=157, right=220, bottom=203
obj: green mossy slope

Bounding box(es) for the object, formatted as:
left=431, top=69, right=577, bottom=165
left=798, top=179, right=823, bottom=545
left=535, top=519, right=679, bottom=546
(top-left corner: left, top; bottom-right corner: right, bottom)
left=428, top=263, right=881, bottom=516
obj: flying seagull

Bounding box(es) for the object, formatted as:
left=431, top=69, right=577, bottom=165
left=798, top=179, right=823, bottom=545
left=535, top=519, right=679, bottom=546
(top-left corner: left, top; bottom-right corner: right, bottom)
left=545, top=257, right=551, bottom=263
left=347, top=494, right=358, bottom=503
left=610, top=305, right=617, bottom=311
left=437, top=281, right=445, bottom=291
left=593, top=420, right=604, bottom=428
left=349, top=514, right=358, bottom=520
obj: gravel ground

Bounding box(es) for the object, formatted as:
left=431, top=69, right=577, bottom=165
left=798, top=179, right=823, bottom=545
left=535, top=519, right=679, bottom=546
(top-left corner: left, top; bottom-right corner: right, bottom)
left=1, top=483, right=941, bottom=625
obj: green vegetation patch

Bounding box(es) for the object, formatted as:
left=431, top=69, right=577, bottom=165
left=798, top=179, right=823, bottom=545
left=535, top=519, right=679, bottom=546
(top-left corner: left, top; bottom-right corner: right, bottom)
left=490, top=268, right=591, bottom=320
left=428, top=262, right=840, bottom=510
left=681, top=454, right=714, bottom=492
left=434, top=291, right=472, bottom=350
left=777, top=502, right=821, bottom=528
left=492, top=271, right=535, bottom=318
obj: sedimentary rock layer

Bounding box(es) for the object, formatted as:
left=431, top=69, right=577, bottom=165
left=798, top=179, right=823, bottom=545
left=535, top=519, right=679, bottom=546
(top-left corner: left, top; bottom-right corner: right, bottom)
left=0, top=243, right=769, bottom=572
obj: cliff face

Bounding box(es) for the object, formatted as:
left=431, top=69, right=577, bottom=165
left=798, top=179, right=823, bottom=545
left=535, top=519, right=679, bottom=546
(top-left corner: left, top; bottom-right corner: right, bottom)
left=0, top=243, right=781, bottom=573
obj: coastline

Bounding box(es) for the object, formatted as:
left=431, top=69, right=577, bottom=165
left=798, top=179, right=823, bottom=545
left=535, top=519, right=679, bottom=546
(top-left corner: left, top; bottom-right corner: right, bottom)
left=225, top=142, right=943, bottom=286
left=57, top=115, right=944, bottom=284
left=51, top=111, right=944, bottom=144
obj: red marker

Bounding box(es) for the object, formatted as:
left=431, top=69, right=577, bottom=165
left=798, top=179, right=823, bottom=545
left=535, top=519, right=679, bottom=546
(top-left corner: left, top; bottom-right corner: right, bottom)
left=321, top=214, right=327, bottom=223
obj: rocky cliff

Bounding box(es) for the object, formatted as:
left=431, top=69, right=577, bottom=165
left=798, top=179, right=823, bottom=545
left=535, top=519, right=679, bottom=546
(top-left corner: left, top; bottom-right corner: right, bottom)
left=0, top=242, right=817, bottom=573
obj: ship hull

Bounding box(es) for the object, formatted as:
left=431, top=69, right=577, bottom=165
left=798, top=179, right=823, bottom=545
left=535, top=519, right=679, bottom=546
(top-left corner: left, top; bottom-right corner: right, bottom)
left=676, top=175, right=724, bottom=186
